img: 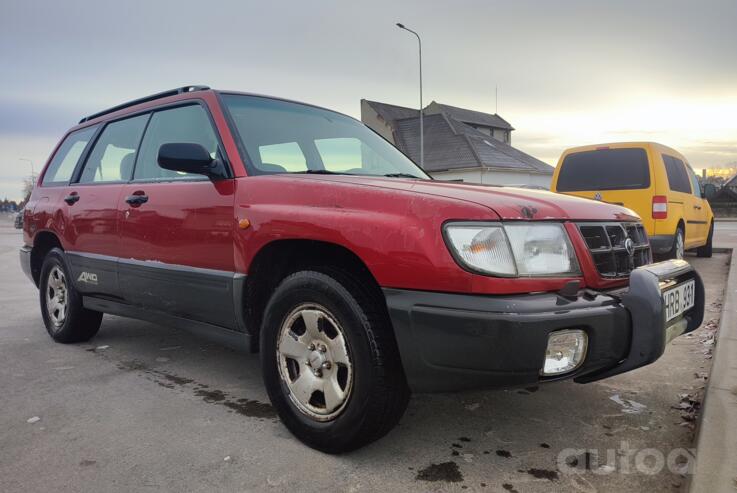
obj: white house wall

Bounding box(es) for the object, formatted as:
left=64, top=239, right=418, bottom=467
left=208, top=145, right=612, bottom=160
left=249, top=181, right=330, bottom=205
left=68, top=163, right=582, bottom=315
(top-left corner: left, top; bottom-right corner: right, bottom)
left=431, top=169, right=552, bottom=189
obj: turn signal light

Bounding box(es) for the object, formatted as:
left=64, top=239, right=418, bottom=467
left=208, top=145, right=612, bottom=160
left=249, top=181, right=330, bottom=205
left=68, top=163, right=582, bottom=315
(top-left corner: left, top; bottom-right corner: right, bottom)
left=652, top=195, right=668, bottom=220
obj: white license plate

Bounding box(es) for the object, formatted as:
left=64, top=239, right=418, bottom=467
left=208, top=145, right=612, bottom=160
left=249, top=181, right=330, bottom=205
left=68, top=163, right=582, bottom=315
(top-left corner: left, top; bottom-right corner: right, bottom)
left=662, top=279, right=696, bottom=322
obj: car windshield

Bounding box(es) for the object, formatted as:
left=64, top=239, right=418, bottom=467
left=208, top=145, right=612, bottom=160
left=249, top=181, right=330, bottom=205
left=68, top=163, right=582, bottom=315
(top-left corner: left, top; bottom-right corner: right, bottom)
left=221, top=94, right=430, bottom=179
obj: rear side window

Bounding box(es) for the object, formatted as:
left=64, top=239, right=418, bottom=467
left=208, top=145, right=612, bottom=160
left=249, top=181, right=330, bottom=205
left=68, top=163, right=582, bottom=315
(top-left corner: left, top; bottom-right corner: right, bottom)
left=662, top=155, right=692, bottom=194
left=42, top=126, right=98, bottom=186
left=316, top=138, right=363, bottom=171
left=134, top=105, right=220, bottom=181
left=79, top=114, right=149, bottom=184
left=258, top=142, right=308, bottom=172
left=556, top=148, right=650, bottom=191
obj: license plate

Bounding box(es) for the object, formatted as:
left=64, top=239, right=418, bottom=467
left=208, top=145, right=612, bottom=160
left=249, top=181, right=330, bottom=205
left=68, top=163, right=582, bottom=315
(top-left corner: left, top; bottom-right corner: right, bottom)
left=662, top=279, right=695, bottom=322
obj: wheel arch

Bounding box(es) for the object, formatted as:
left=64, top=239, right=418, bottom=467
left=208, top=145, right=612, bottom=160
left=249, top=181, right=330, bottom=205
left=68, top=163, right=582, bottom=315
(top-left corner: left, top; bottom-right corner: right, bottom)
left=675, top=217, right=685, bottom=238
left=243, top=239, right=384, bottom=352
left=30, top=230, right=63, bottom=286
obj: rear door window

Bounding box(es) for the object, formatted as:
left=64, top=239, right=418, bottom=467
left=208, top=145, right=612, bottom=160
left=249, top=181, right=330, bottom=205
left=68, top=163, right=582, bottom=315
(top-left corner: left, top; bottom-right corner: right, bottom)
left=79, top=114, right=149, bottom=184
left=556, top=148, right=650, bottom=191
left=42, top=126, right=98, bottom=186
left=663, top=155, right=692, bottom=194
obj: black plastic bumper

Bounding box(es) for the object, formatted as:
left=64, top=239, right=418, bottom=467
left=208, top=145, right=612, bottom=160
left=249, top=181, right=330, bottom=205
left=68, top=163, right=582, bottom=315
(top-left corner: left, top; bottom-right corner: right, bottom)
left=19, top=245, right=34, bottom=285
left=649, top=234, right=675, bottom=255
left=384, top=260, right=704, bottom=393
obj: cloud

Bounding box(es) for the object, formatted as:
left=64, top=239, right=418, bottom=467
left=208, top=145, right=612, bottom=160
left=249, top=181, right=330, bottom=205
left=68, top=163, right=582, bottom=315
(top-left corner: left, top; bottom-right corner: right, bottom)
left=0, top=100, right=81, bottom=136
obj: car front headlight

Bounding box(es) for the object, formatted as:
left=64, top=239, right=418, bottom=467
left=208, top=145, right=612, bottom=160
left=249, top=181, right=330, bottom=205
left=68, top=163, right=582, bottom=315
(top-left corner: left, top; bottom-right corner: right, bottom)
left=444, top=222, right=579, bottom=277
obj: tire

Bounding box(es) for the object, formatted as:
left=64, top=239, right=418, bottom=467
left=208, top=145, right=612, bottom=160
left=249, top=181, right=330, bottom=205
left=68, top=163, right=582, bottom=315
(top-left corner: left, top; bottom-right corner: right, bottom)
left=697, top=222, right=713, bottom=258
left=39, top=248, right=102, bottom=343
left=260, top=268, right=410, bottom=453
left=667, top=225, right=685, bottom=260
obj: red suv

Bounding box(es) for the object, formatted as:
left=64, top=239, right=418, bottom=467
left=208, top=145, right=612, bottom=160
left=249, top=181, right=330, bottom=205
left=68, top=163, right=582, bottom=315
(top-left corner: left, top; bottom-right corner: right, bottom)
left=21, top=86, right=704, bottom=452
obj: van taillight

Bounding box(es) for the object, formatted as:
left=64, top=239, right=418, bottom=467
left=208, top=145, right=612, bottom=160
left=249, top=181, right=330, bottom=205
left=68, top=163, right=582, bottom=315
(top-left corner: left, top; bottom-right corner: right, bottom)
left=652, top=195, right=668, bottom=219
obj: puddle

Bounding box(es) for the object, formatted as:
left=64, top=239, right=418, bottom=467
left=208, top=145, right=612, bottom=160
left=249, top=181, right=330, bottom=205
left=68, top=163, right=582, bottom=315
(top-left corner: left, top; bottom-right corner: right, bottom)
left=609, top=394, right=647, bottom=414
left=415, top=461, right=463, bottom=483
left=526, top=468, right=559, bottom=481
left=104, top=356, right=276, bottom=419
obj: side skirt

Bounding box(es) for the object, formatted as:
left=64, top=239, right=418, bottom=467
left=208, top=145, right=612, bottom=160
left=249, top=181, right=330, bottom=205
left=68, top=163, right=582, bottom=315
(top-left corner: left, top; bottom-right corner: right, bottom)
left=83, top=296, right=252, bottom=353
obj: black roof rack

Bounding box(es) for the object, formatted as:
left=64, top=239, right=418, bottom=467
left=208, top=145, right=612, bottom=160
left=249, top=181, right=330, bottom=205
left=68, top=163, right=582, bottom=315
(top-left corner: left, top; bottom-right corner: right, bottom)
left=78, top=85, right=210, bottom=124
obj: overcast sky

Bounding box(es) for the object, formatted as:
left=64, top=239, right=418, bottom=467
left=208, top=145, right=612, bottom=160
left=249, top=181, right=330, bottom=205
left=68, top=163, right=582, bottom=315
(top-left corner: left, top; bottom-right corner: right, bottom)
left=1, top=0, right=736, bottom=201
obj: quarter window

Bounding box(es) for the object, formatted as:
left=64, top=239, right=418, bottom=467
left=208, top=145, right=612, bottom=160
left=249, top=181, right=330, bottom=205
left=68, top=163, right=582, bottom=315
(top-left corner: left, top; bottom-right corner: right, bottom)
left=135, top=105, right=220, bottom=181
left=686, top=166, right=702, bottom=198
left=663, top=155, right=692, bottom=194
left=42, top=126, right=98, bottom=186
left=79, top=115, right=149, bottom=184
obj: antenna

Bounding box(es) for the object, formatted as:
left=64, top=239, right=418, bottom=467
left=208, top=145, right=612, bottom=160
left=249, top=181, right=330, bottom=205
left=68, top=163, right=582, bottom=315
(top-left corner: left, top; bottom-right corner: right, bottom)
left=495, top=85, right=498, bottom=114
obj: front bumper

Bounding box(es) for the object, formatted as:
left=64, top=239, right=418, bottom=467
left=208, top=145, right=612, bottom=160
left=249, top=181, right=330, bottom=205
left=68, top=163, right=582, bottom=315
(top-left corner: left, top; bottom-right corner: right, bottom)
left=384, top=259, right=704, bottom=392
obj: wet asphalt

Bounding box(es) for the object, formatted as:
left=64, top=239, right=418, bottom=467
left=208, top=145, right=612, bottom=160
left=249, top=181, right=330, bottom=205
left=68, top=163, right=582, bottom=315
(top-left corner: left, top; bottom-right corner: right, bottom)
left=0, top=217, right=731, bottom=492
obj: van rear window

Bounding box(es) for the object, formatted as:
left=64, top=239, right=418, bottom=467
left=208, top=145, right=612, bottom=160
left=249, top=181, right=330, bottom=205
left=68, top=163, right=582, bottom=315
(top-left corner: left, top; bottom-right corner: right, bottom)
left=556, top=148, right=650, bottom=191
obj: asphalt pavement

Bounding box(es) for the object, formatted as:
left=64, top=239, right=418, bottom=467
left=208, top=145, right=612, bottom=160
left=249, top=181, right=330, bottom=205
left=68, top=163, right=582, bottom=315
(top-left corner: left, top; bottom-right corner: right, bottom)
left=0, top=217, right=730, bottom=492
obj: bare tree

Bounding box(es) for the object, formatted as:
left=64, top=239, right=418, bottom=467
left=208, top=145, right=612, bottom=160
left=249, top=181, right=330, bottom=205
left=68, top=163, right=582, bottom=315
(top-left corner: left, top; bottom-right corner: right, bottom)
left=20, top=176, right=34, bottom=208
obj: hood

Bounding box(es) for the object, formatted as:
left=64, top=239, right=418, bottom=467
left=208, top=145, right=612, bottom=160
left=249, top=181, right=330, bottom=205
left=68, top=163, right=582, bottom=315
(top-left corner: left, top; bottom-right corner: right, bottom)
left=294, top=175, right=641, bottom=222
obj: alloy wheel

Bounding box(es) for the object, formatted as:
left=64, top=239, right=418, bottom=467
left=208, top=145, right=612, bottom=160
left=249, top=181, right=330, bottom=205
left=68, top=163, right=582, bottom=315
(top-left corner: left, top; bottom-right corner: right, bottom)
left=676, top=230, right=685, bottom=259
left=276, top=303, right=353, bottom=421
left=46, top=266, right=68, bottom=328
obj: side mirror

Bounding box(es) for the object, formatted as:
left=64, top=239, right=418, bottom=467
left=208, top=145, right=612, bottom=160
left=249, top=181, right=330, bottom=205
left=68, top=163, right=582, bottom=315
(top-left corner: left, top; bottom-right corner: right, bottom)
left=157, top=143, right=225, bottom=179
left=703, top=183, right=717, bottom=200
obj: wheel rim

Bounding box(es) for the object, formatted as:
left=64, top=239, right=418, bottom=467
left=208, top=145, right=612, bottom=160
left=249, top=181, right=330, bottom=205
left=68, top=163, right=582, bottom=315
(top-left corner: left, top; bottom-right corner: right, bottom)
left=276, top=303, right=353, bottom=421
left=46, top=266, right=68, bottom=328
left=676, top=231, right=685, bottom=259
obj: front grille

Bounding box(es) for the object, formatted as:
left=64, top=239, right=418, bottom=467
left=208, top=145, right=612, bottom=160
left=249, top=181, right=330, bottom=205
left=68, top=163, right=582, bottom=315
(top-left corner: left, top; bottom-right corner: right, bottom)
left=577, top=222, right=651, bottom=278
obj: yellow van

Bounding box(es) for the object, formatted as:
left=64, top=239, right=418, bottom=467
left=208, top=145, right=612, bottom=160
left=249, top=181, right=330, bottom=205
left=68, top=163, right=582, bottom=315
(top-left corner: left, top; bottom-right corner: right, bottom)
left=551, top=142, right=714, bottom=259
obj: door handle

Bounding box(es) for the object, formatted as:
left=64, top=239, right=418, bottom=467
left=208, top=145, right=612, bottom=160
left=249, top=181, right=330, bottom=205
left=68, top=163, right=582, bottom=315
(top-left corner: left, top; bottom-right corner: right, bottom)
left=64, top=193, right=80, bottom=205
left=694, top=205, right=702, bottom=210
left=125, top=194, right=149, bottom=206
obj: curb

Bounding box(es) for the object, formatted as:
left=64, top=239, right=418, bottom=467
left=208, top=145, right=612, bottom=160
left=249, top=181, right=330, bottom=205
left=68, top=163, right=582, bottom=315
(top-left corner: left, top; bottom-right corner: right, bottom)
left=689, top=248, right=737, bottom=492
left=714, top=218, right=737, bottom=222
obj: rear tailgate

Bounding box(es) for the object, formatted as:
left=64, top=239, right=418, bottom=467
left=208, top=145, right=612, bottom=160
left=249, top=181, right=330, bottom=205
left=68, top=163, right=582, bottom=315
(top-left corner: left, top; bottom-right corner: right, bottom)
left=552, top=146, right=655, bottom=232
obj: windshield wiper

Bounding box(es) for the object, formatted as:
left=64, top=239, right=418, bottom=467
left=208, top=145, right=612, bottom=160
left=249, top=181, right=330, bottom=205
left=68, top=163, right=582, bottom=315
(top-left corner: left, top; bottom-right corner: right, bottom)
left=383, top=173, right=424, bottom=179
left=295, top=169, right=354, bottom=175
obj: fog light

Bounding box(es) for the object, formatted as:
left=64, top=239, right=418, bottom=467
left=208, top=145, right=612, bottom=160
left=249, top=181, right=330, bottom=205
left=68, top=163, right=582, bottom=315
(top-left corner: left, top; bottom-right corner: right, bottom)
left=541, top=329, right=588, bottom=376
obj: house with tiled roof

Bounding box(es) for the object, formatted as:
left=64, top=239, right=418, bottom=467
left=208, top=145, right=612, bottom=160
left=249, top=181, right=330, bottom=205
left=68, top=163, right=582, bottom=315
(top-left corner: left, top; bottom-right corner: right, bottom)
left=361, top=99, right=553, bottom=188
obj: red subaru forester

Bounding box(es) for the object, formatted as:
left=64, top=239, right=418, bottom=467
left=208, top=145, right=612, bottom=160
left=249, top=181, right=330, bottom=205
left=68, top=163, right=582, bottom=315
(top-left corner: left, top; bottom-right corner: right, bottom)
left=21, top=86, right=704, bottom=452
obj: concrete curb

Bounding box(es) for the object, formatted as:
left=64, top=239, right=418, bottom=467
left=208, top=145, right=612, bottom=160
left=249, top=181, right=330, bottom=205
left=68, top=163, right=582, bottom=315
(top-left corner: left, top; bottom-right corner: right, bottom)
left=689, top=248, right=737, bottom=492
left=715, top=218, right=737, bottom=222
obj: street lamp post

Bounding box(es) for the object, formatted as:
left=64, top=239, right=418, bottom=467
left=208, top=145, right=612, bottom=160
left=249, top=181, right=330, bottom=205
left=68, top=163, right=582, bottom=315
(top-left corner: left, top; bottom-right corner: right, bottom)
left=396, top=22, right=423, bottom=169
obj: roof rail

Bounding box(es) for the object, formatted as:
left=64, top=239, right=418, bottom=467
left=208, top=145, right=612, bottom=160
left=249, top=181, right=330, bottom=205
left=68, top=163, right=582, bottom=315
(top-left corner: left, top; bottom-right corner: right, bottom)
left=78, top=85, right=211, bottom=124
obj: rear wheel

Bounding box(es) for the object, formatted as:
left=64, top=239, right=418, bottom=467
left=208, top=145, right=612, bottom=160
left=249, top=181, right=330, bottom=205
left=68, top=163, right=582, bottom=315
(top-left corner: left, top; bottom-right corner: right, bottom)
left=667, top=226, right=685, bottom=260
left=697, top=222, right=713, bottom=258
left=260, top=269, right=410, bottom=453
left=39, top=248, right=102, bottom=343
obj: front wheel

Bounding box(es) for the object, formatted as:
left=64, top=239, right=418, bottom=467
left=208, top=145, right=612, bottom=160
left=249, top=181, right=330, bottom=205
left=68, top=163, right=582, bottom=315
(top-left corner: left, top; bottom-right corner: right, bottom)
left=260, top=269, right=410, bottom=453
left=697, top=222, right=714, bottom=258
left=39, top=248, right=102, bottom=343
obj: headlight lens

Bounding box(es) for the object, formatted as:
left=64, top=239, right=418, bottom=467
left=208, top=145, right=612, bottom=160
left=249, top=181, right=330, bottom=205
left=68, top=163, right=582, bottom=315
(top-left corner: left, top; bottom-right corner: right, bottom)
left=444, top=222, right=579, bottom=277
